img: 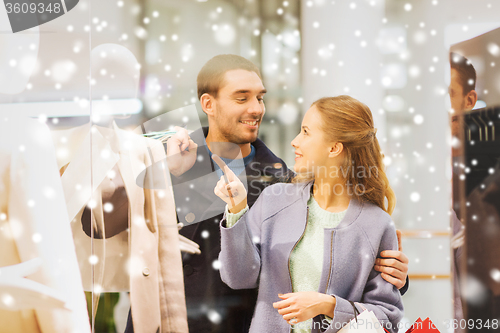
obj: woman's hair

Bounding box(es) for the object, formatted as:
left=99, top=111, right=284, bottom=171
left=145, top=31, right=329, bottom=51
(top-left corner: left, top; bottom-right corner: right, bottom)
left=293, top=95, right=396, bottom=215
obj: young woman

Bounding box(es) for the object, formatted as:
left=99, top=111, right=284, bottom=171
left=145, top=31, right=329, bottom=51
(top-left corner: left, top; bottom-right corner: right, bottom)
left=213, top=95, right=403, bottom=333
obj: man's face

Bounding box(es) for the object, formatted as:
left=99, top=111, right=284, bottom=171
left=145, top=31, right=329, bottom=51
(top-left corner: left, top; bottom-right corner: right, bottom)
left=449, top=68, right=467, bottom=116
left=212, top=69, right=266, bottom=144
left=449, top=67, right=478, bottom=139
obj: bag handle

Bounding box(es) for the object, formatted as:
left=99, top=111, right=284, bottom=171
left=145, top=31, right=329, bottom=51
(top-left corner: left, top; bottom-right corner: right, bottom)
left=348, top=301, right=361, bottom=322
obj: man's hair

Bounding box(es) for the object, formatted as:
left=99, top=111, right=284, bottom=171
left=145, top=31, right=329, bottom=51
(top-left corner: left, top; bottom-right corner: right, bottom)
left=450, top=52, right=477, bottom=95
left=197, top=54, right=261, bottom=99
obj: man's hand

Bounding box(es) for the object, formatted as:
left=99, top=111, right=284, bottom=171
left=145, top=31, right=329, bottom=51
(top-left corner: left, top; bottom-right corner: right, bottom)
left=272, top=292, right=336, bottom=325
left=166, top=126, right=198, bottom=177
left=374, top=230, right=409, bottom=289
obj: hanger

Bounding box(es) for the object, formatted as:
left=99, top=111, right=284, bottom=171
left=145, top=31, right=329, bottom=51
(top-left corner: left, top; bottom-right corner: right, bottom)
left=484, top=109, right=495, bottom=141
left=477, top=113, right=489, bottom=141
left=470, top=115, right=483, bottom=141
left=465, top=121, right=472, bottom=141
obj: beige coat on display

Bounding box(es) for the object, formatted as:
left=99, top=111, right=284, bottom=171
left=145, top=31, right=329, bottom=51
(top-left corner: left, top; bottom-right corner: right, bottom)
left=52, top=122, right=188, bottom=333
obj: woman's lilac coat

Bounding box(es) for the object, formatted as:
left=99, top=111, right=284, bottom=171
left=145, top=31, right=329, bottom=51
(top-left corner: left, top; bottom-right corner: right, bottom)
left=219, top=181, right=404, bottom=333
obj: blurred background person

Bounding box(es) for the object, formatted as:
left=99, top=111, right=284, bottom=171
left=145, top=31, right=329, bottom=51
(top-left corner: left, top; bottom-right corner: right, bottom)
left=448, top=51, right=477, bottom=331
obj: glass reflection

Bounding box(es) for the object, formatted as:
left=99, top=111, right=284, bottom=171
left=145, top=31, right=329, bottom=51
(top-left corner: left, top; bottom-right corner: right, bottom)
left=450, top=26, right=500, bottom=332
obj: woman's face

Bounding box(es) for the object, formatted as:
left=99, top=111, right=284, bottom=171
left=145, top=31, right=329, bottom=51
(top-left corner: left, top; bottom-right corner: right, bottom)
left=291, top=106, right=335, bottom=174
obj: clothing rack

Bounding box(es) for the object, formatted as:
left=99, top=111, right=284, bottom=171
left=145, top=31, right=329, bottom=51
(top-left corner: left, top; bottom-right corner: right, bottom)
left=459, top=104, right=500, bottom=322
left=464, top=106, right=500, bottom=142
left=462, top=106, right=500, bottom=196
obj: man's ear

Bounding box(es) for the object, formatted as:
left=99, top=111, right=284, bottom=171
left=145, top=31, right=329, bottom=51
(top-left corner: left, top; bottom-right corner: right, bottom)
left=200, top=93, right=216, bottom=116
left=465, top=90, right=478, bottom=110
left=329, top=142, right=344, bottom=157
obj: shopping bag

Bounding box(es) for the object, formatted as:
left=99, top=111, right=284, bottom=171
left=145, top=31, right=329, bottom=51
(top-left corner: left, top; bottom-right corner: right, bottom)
left=405, top=317, right=440, bottom=333
left=405, top=318, right=423, bottom=333
left=338, top=305, right=386, bottom=333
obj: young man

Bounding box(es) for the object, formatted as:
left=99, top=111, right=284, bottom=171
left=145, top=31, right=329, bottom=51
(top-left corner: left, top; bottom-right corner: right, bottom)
left=166, top=54, right=409, bottom=332
left=449, top=52, right=477, bottom=331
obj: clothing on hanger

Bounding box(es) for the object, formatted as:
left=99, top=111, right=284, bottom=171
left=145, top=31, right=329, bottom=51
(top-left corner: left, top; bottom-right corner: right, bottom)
left=52, top=122, right=188, bottom=333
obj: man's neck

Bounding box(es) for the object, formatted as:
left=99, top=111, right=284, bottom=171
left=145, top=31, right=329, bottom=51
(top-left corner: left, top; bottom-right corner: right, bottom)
left=206, top=129, right=252, bottom=159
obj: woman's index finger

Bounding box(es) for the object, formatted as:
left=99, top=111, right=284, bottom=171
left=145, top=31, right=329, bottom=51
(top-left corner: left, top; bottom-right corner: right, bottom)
left=211, top=154, right=235, bottom=181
